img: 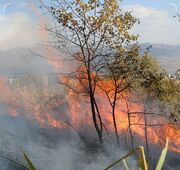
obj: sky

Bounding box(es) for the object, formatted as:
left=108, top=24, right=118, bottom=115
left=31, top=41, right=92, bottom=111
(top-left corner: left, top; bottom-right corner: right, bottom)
left=0, top=0, right=180, bottom=50
left=122, top=0, right=180, bottom=45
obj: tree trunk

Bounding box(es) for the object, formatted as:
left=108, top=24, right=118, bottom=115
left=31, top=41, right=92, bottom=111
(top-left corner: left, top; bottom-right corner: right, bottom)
left=127, top=112, right=134, bottom=149
left=112, top=104, right=120, bottom=146
left=144, top=113, right=149, bottom=155
left=87, top=60, right=103, bottom=144
left=89, top=91, right=103, bottom=144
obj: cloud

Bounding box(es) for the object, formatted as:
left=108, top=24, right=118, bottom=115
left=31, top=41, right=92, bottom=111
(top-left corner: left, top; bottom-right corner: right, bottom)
left=169, top=3, right=178, bottom=12
left=0, top=12, right=41, bottom=50
left=1, top=4, right=180, bottom=50
left=124, top=5, right=180, bottom=45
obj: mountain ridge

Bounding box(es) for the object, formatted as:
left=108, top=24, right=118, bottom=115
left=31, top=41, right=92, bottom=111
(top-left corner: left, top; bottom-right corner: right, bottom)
left=0, top=44, right=179, bottom=76
left=140, top=43, right=180, bottom=73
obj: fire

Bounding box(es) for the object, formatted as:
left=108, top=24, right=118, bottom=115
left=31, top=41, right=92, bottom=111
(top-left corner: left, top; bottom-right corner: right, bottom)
left=46, top=113, right=67, bottom=129
left=0, top=64, right=179, bottom=154
left=68, top=82, right=180, bottom=153
left=0, top=2, right=178, bottom=155
left=53, top=68, right=179, bottom=153
left=0, top=77, right=66, bottom=129
left=43, top=51, right=180, bottom=153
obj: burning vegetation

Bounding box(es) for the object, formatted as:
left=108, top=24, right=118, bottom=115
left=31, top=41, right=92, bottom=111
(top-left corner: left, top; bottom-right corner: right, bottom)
left=0, top=0, right=180, bottom=170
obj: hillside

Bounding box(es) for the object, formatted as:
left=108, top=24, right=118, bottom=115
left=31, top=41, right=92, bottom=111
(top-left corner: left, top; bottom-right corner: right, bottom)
left=0, top=47, right=54, bottom=77
left=141, top=43, right=180, bottom=73
left=0, top=44, right=179, bottom=77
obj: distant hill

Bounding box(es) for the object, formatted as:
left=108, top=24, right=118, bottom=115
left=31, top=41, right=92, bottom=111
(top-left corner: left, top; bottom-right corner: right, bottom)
left=0, top=47, right=55, bottom=77
left=0, top=44, right=179, bottom=77
left=141, top=43, right=180, bottom=73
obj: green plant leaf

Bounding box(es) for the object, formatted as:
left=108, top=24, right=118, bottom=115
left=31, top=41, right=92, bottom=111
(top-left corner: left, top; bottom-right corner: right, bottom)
left=0, top=155, right=29, bottom=170
left=104, top=147, right=139, bottom=170
left=23, top=152, right=37, bottom=170
left=122, top=159, right=129, bottom=170
left=155, top=138, right=169, bottom=170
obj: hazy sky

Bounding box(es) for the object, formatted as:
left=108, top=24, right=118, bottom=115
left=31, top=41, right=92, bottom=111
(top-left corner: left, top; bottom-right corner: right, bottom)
left=122, top=0, right=180, bottom=45
left=0, top=0, right=180, bottom=50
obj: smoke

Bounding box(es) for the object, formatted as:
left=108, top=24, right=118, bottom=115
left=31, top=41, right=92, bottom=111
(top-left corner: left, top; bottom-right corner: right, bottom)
left=0, top=47, right=179, bottom=169
left=0, top=114, right=139, bottom=170
left=0, top=12, right=41, bottom=51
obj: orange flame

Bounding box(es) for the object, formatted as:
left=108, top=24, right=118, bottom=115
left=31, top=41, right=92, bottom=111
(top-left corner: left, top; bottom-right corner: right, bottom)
left=62, top=76, right=180, bottom=153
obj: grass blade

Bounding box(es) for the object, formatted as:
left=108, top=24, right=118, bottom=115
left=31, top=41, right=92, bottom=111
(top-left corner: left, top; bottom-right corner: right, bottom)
left=122, top=159, right=129, bottom=170
left=0, top=155, right=30, bottom=170
left=23, top=152, right=37, bottom=170
left=104, top=147, right=139, bottom=170
left=138, top=146, right=148, bottom=170
left=155, top=138, right=169, bottom=170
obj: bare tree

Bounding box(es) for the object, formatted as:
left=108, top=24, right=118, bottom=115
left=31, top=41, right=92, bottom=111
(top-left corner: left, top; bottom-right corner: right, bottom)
left=40, top=0, right=138, bottom=144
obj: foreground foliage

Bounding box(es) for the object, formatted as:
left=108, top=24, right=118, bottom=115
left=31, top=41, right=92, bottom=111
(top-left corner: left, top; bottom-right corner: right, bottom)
left=104, top=138, right=169, bottom=170
left=0, top=138, right=168, bottom=170
left=0, top=152, right=36, bottom=170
